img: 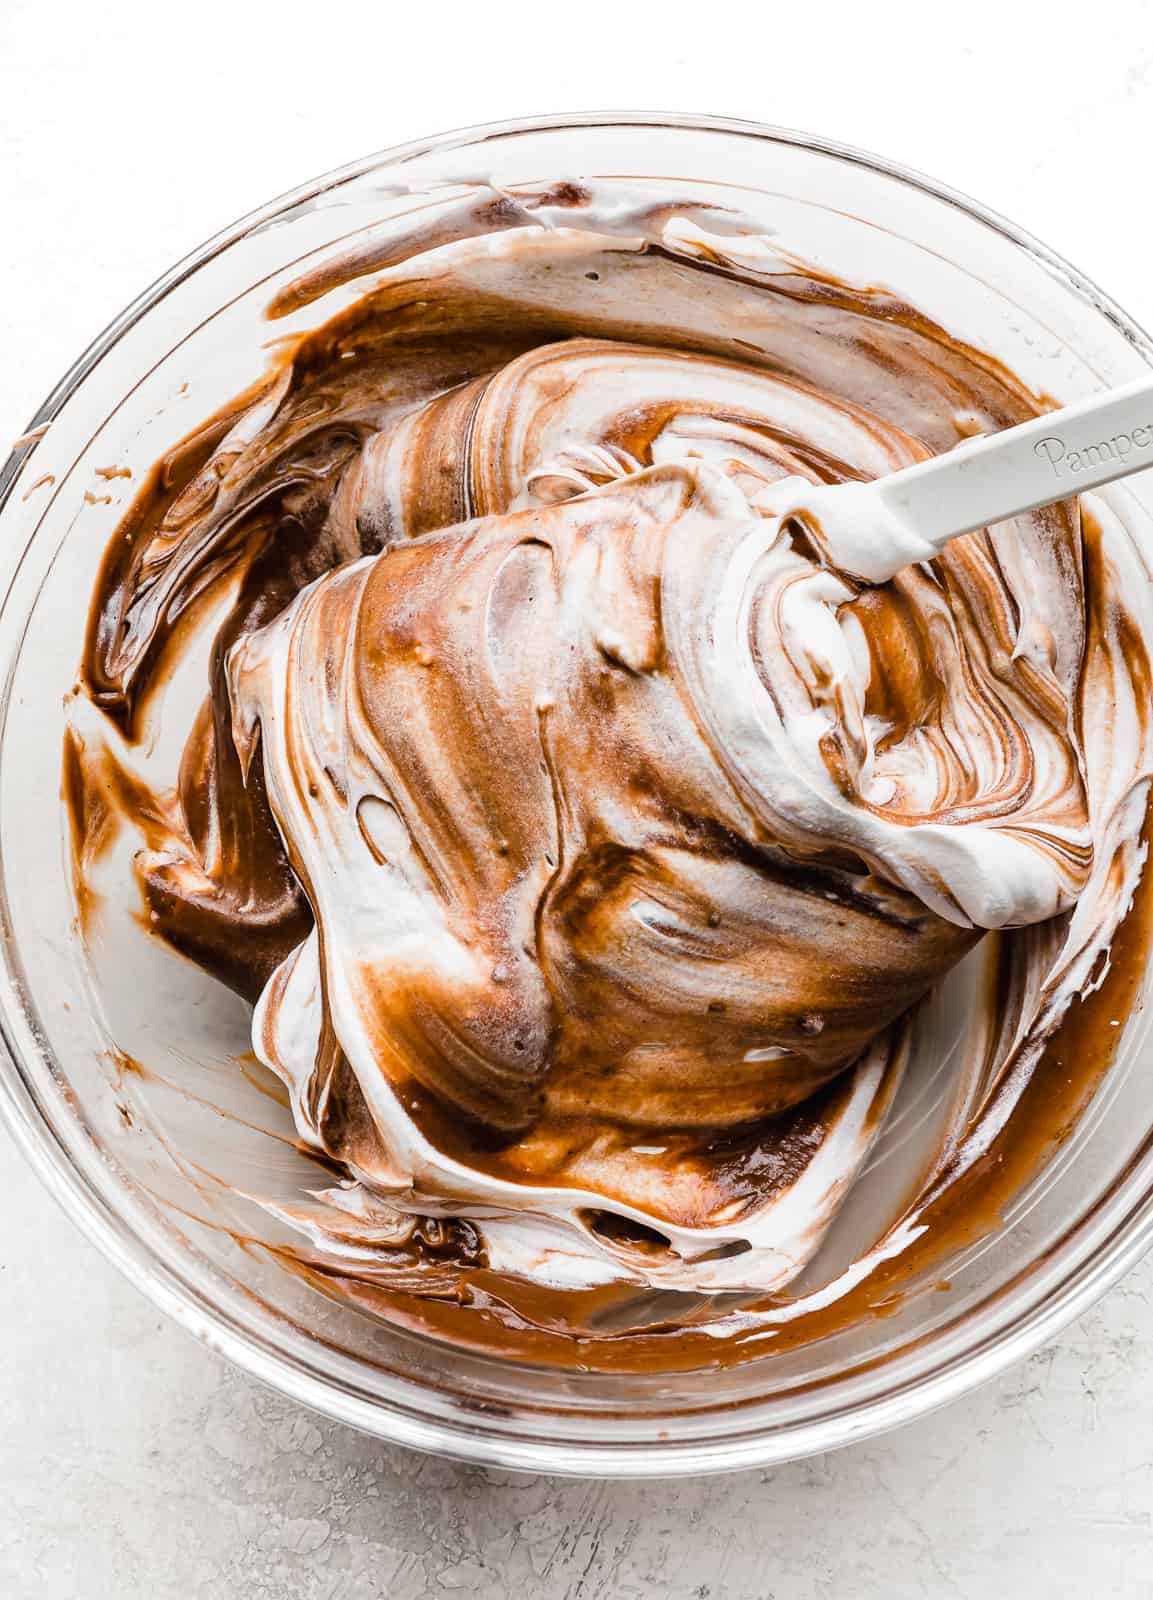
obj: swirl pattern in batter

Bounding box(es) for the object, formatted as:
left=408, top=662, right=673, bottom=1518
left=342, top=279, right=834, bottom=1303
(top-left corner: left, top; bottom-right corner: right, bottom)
left=69, top=178, right=1153, bottom=1348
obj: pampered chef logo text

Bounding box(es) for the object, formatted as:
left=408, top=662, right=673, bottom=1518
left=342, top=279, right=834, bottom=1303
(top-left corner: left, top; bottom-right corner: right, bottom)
left=1035, top=425, right=1153, bottom=478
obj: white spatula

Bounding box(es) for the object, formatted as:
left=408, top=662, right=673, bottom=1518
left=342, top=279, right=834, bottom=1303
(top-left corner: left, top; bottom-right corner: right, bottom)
left=780, top=374, right=1153, bottom=584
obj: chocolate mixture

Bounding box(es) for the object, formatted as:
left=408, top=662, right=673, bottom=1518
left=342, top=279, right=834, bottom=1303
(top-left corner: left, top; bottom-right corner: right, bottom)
left=66, top=178, right=1153, bottom=1365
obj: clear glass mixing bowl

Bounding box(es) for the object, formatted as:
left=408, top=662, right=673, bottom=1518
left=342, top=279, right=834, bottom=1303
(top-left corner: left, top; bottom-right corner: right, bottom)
left=2, top=113, right=1153, bottom=1477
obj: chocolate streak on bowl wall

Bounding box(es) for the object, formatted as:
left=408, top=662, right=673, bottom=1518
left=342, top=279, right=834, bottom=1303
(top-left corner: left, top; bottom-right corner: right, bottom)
left=65, top=179, right=1153, bottom=1365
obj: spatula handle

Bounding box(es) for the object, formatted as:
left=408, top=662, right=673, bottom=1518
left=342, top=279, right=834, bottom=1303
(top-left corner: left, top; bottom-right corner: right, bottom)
left=797, top=373, right=1153, bottom=583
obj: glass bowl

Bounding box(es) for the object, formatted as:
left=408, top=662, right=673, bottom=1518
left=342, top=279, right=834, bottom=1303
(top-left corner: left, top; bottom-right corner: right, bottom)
left=2, top=113, right=1153, bottom=1478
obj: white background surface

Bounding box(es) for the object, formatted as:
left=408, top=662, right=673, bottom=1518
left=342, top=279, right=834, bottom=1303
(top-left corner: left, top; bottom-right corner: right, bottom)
left=3, top=2, right=1153, bottom=1594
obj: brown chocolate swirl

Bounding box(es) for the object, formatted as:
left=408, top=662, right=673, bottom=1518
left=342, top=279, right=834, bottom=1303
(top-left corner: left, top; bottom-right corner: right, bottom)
left=70, top=178, right=1153, bottom=1325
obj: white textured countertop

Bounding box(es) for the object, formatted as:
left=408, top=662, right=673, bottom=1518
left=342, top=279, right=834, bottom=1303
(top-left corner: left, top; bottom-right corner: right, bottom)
left=3, top=3, right=1153, bottom=1593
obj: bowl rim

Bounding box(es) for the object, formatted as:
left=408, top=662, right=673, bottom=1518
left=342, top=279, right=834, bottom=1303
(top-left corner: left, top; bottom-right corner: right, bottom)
left=2, top=108, right=1153, bottom=1477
